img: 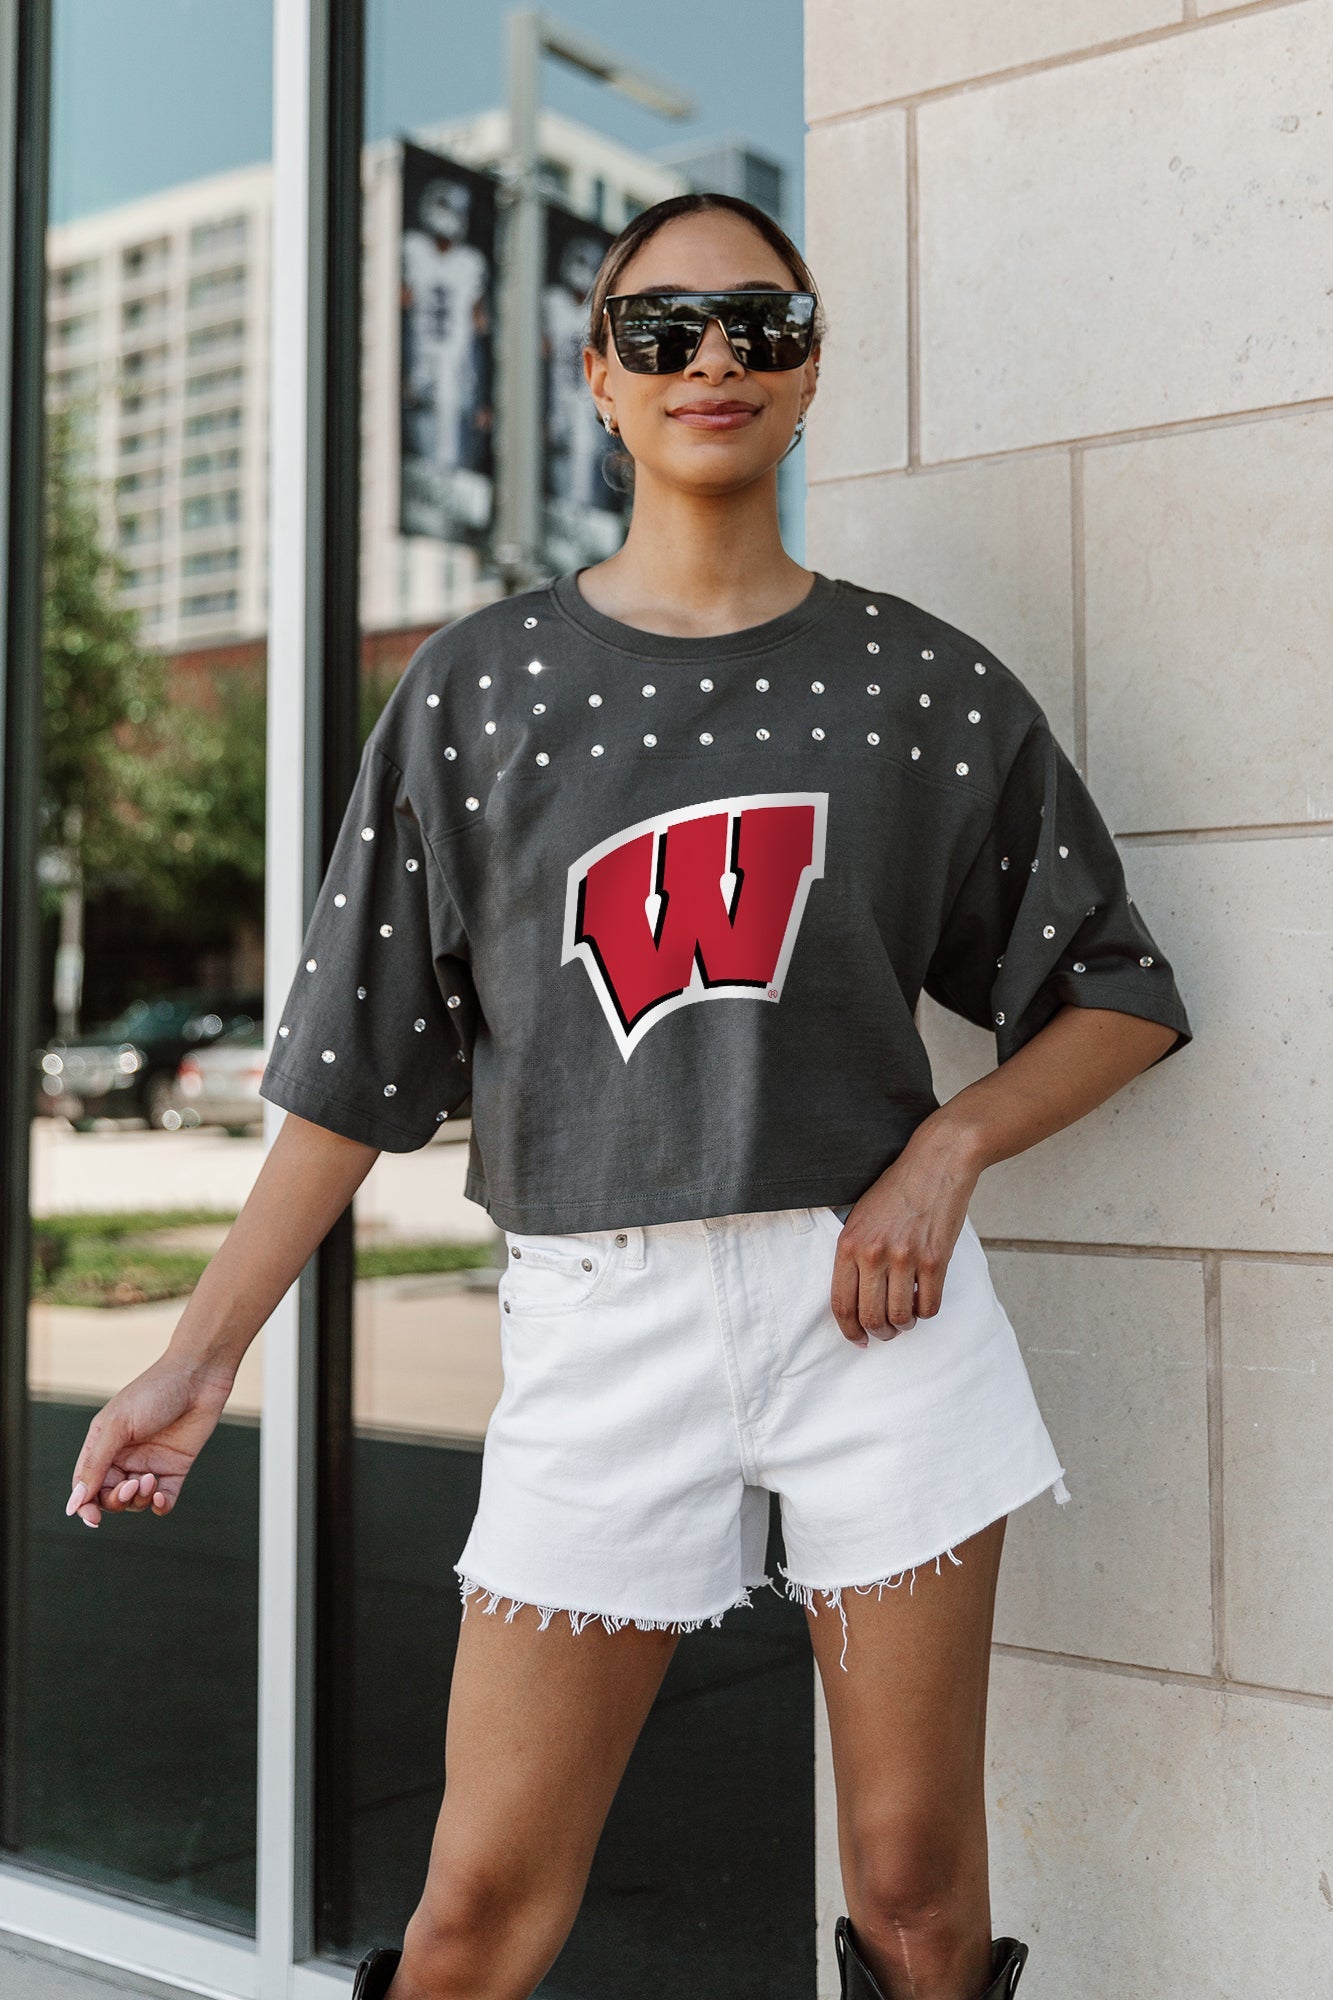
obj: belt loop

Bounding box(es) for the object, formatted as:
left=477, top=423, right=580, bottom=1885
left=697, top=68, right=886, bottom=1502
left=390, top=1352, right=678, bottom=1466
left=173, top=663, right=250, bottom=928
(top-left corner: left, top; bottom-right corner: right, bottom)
left=788, top=1207, right=816, bottom=1234
left=619, top=1224, right=646, bottom=1268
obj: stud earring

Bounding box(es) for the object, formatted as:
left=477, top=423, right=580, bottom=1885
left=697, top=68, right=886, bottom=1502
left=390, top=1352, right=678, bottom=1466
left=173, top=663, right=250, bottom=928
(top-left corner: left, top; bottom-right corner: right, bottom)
left=601, top=411, right=618, bottom=435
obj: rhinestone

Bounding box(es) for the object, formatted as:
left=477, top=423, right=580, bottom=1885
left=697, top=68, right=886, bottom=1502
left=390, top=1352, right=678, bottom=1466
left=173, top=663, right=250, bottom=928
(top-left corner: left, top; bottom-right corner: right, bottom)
left=956, top=762, right=969, bottom=776
left=1073, top=961, right=1086, bottom=973
left=996, top=957, right=1004, bottom=968
left=1031, top=859, right=1039, bottom=872
left=334, top=893, right=346, bottom=908
left=524, top=616, right=538, bottom=628
left=321, top=1049, right=335, bottom=1063
left=642, top=683, right=656, bottom=697
left=867, top=732, right=880, bottom=745
left=426, top=693, right=439, bottom=708
left=357, top=986, right=367, bottom=999
left=699, top=731, right=713, bottom=745
left=1088, top=905, right=1097, bottom=915
left=867, top=683, right=880, bottom=695
left=414, top=1018, right=426, bottom=1032
left=379, top=923, right=393, bottom=937
left=756, top=728, right=770, bottom=741
left=910, top=746, right=921, bottom=760
left=968, top=710, right=981, bottom=724
left=974, top=662, right=986, bottom=674
left=812, top=727, right=825, bottom=741
left=466, top=796, right=480, bottom=810
left=1059, top=845, right=1069, bottom=858
left=406, top=858, right=419, bottom=872
left=535, top=753, right=549, bottom=767
left=533, top=702, right=546, bottom=715
left=527, top=659, right=543, bottom=674
left=866, top=604, right=878, bottom=616
left=644, top=733, right=657, bottom=746
left=444, top=745, right=457, bottom=760
left=383, top=1084, right=397, bottom=1097
left=700, top=677, right=714, bottom=692
left=995, top=1011, right=1005, bottom=1026
left=305, top=957, right=317, bottom=971
left=867, top=642, right=880, bottom=655
left=591, top=744, right=604, bottom=757
left=278, top=1024, right=290, bottom=1037
left=484, top=720, right=497, bottom=734
left=1043, top=924, right=1056, bottom=939
left=1000, top=858, right=1009, bottom=870
left=811, top=680, right=825, bottom=693
left=919, top=693, right=930, bottom=707
left=756, top=678, right=769, bottom=691
left=588, top=693, right=603, bottom=707
left=478, top=674, right=492, bottom=688
left=1140, top=955, right=1154, bottom=968
left=436, top=1109, right=449, bottom=1121
left=446, top=994, right=461, bottom=1008
left=361, top=827, right=375, bottom=842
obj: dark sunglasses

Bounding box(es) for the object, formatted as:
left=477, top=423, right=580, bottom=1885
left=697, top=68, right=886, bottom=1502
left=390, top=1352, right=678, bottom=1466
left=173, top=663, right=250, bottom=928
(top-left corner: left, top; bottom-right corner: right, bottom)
left=602, top=289, right=817, bottom=375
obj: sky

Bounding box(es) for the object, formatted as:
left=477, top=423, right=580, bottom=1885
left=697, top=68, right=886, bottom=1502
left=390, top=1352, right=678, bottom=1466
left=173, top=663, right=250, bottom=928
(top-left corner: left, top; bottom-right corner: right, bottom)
left=49, top=0, right=806, bottom=239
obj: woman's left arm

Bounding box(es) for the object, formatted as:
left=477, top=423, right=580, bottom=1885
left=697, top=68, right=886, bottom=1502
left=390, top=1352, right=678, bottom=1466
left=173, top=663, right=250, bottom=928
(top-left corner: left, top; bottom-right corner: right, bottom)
left=831, top=1005, right=1180, bottom=1346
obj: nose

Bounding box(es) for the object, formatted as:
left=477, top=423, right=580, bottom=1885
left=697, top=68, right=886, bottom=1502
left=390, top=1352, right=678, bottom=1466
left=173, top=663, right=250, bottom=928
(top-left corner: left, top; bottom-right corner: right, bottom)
left=684, top=316, right=745, bottom=379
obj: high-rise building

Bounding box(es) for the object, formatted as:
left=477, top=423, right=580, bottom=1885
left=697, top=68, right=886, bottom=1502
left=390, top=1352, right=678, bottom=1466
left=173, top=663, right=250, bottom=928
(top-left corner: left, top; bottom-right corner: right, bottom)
left=45, top=113, right=687, bottom=651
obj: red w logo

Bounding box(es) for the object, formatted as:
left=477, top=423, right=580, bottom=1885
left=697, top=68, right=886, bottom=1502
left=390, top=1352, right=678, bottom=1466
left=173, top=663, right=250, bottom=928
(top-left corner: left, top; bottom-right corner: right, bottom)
left=563, top=791, right=828, bottom=1060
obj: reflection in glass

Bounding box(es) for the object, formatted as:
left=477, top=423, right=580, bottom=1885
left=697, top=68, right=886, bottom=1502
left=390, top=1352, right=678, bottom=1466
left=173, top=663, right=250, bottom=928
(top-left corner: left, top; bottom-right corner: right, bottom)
left=13, top=0, right=274, bottom=1931
left=330, top=5, right=813, bottom=1991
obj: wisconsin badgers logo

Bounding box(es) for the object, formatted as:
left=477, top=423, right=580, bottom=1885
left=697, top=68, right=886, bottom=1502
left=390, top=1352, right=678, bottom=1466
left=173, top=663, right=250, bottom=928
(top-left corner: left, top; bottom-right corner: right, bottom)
left=563, top=791, right=827, bottom=1060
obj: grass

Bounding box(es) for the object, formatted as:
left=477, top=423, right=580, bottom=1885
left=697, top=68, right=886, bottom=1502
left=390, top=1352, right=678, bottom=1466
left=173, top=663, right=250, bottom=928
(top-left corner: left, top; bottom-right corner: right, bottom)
left=30, top=1208, right=496, bottom=1308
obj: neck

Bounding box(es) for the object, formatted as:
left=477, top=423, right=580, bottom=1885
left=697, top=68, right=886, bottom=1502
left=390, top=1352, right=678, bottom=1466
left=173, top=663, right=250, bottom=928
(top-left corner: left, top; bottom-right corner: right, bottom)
left=578, top=463, right=813, bottom=638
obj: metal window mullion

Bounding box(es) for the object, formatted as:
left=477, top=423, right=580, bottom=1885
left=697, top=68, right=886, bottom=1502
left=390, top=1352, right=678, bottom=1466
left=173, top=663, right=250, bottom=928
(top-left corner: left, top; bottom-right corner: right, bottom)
left=258, top=0, right=331, bottom=1989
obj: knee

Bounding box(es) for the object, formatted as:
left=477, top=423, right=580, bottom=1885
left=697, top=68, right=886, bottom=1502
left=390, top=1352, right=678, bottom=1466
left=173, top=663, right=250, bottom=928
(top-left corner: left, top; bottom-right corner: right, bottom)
left=404, top=1851, right=578, bottom=1988
left=845, top=1804, right=978, bottom=1936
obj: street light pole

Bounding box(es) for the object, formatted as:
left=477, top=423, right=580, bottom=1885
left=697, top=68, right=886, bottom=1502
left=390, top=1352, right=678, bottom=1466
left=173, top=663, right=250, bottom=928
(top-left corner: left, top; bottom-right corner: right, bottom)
left=494, top=8, right=695, bottom=594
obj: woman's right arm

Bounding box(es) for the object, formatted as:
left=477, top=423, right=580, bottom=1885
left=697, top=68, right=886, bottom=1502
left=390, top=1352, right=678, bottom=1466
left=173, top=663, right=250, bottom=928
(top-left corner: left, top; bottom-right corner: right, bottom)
left=64, top=1112, right=380, bottom=1528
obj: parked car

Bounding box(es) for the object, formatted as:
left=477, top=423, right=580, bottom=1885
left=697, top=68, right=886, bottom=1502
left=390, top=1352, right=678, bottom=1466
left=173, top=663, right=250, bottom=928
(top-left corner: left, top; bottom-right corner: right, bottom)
left=35, top=989, right=263, bottom=1131
left=175, top=1020, right=267, bottom=1135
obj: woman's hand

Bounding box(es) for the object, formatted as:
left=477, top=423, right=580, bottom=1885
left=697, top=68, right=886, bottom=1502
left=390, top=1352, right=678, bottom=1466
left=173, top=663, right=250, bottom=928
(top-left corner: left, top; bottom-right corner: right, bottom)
left=63, top=1357, right=235, bottom=1528
left=830, top=1115, right=984, bottom=1347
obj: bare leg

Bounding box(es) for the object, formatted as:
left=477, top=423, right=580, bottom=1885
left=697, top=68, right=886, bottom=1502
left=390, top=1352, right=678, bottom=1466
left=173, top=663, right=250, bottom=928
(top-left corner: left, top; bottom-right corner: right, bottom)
left=386, top=1603, right=678, bottom=2000
left=809, top=1515, right=1008, bottom=2000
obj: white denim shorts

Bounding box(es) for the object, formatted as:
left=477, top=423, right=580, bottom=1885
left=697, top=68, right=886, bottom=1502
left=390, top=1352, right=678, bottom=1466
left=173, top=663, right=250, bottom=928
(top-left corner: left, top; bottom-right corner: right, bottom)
left=455, top=1204, right=1070, bottom=1667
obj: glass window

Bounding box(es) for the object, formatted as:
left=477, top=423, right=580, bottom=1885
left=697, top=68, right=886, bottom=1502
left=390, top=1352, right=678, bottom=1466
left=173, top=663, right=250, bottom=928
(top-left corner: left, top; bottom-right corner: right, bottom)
left=320, top=4, right=813, bottom=1990
left=9, top=0, right=275, bottom=1935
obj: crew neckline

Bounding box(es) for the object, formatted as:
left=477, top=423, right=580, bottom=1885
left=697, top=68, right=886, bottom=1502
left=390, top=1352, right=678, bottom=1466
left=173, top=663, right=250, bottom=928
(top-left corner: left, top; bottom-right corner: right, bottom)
left=548, top=566, right=842, bottom=661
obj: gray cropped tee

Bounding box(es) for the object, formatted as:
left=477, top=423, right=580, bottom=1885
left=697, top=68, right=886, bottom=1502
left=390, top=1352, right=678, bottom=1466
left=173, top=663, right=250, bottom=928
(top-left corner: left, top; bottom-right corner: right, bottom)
left=258, top=570, right=1193, bottom=1232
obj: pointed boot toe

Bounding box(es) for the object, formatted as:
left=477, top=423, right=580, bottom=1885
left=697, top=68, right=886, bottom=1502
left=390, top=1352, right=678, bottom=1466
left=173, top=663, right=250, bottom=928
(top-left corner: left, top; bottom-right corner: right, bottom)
left=835, top=1914, right=1029, bottom=2000
left=351, top=1944, right=402, bottom=1999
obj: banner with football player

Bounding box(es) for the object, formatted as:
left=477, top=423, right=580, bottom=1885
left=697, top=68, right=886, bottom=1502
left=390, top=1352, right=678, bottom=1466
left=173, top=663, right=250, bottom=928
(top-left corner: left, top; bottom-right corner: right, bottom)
left=540, top=201, right=629, bottom=572
left=398, top=141, right=497, bottom=545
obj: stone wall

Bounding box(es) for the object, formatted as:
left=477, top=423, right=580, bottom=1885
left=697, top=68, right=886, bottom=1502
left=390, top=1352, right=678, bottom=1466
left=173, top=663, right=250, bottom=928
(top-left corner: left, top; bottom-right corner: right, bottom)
left=803, top=3, right=1333, bottom=1992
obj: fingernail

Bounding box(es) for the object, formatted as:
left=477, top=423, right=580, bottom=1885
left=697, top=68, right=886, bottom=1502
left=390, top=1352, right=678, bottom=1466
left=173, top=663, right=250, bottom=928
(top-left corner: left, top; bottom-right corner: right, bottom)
left=66, top=1482, right=87, bottom=1516
left=81, top=1511, right=98, bottom=1528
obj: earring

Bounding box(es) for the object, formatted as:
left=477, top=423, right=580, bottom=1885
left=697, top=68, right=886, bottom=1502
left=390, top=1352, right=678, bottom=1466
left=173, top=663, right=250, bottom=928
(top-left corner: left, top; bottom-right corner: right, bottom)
left=601, top=411, right=618, bottom=435
left=779, top=409, right=807, bottom=463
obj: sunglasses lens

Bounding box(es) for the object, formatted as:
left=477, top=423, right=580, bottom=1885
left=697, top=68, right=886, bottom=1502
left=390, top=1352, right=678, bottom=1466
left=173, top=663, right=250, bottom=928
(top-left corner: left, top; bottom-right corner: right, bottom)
left=607, top=293, right=815, bottom=374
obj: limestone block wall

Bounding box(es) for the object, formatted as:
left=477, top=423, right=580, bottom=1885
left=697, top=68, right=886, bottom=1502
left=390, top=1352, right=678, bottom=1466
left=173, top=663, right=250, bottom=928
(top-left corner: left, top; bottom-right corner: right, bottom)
left=802, top=4, right=1333, bottom=1994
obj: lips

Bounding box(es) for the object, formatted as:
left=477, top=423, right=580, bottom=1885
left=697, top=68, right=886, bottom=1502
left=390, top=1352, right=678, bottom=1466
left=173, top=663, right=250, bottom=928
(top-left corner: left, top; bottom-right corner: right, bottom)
left=667, top=402, right=762, bottom=430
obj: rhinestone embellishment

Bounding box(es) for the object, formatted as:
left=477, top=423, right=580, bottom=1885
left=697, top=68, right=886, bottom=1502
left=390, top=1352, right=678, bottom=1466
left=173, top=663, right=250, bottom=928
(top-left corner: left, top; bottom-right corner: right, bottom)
left=867, top=732, right=880, bottom=745
left=361, top=827, right=375, bottom=842
left=919, top=694, right=931, bottom=707
left=968, top=710, right=981, bottom=723
left=1073, top=961, right=1086, bottom=973
left=479, top=675, right=491, bottom=688
left=756, top=728, right=770, bottom=741
left=956, top=762, right=969, bottom=776
left=535, top=753, right=549, bottom=766
left=642, top=684, right=656, bottom=697
left=465, top=796, right=480, bottom=810
left=591, top=744, right=604, bottom=757
left=334, top=893, right=346, bottom=908
left=322, top=1049, right=335, bottom=1063
left=866, top=604, right=878, bottom=615
left=812, top=727, right=825, bottom=741
left=811, top=680, right=825, bottom=693
left=867, top=642, right=879, bottom=655
left=524, top=616, right=537, bottom=628
left=644, top=733, right=657, bottom=746
left=756, top=678, right=769, bottom=691
left=700, top=732, right=713, bottom=745
left=700, top=678, right=714, bottom=692
left=1140, top=955, right=1154, bottom=967
left=379, top=923, right=393, bottom=937
left=426, top=693, right=439, bottom=708
left=305, top=957, right=317, bottom=971
left=1043, top=924, right=1056, bottom=939
left=589, top=693, right=602, bottom=707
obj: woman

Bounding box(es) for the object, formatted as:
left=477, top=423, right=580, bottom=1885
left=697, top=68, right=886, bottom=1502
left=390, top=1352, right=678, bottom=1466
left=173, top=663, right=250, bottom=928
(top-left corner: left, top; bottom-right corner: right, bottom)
left=66, top=192, right=1192, bottom=2000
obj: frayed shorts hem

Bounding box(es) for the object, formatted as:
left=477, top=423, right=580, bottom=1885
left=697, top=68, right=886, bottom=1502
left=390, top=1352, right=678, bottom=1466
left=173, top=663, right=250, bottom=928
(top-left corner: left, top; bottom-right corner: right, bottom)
left=455, top=1569, right=774, bottom=1638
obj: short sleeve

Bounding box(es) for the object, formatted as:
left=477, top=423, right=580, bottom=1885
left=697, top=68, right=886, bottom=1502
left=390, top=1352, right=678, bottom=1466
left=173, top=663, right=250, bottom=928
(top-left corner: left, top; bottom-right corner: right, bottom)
left=258, top=742, right=477, bottom=1150
left=923, top=710, right=1192, bottom=1070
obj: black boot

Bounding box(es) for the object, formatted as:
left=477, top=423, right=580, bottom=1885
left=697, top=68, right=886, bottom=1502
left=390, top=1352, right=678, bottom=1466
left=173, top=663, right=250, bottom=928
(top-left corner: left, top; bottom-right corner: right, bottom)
left=835, top=1914, right=1029, bottom=2000
left=351, top=1944, right=402, bottom=1999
